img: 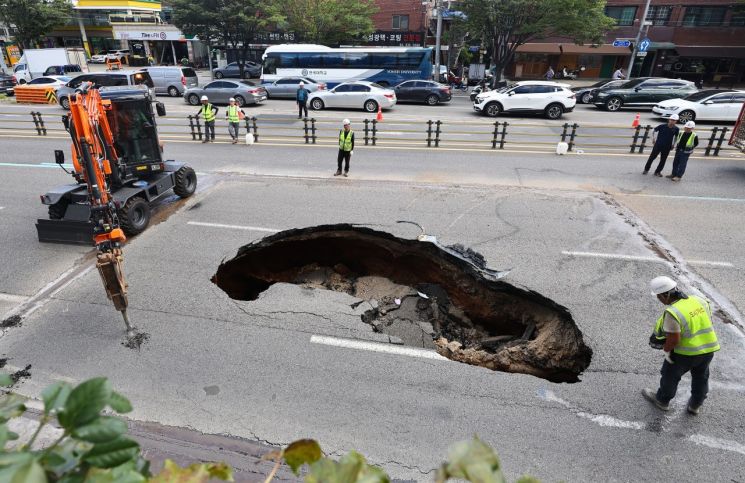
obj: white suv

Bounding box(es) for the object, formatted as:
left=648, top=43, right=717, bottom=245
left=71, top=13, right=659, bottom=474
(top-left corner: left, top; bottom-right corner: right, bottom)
left=473, top=81, right=576, bottom=119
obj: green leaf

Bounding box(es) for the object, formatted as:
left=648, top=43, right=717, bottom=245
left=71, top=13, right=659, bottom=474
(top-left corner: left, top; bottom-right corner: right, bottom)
left=107, top=392, right=132, bottom=414
left=0, top=457, right=46, bottom=483
left=436, top=436, right=505, bottom=483
left=0, top=393, right=27, bottom=423
left=149, top=459, right=233, bottom=482
left=58, top=378, right=112, bottom=431
left=0, top=373, right=13, bottom=387
left=41, top=381, right=72, bottom=416
left=83, top=436, right=140, bottom=468
left=515, top=477, right=541, bottom=483
left=0, top=452, right=34, bottom=467
left=42, top=440, right=85, bottom=477
left=282, top=439, right=323, bottom=475
left=0, top=424, right=19, bottom=448
left=305, top=451, right=389, bottom=483
left=85, top=462, right=147, bottom=483
left=72, top=416, right=127, bottom=443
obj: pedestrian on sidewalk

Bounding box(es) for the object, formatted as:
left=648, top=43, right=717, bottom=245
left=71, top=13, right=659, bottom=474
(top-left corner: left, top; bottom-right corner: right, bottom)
left=335, top=119, right=354, bottom=177
left=643, top=276, right=719, bottom=415
left=613, top=67, right=626, bottom=80
left=225, top=98, right=245, bottom=144
left=643, top=114, right=679, bottom=176
left=296, top=81, right=309, bottom=119
left=196, top=95, right=218, bottom=143
left=669, top=121, right=698, bottom=181
left=545, top=66, right=554, bottom=80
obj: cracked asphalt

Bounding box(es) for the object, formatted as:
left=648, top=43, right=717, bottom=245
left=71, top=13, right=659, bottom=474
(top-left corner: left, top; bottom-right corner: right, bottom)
left=1, top=133, right=745, bottom=482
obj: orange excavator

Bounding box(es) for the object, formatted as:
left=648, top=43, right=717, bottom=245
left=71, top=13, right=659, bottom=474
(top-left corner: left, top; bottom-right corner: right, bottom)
left=36, top=84, right=197, bottom=332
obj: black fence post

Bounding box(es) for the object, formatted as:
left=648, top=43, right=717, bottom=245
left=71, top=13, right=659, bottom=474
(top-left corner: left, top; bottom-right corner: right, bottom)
left=303, top=118, right=309, bottom=144
left=639, top=125, right=651, bottom=154
left=426, top=120, right=433, bottom=147
left=630, top=125, right=641, bottom=153
left=311, top=118, right=317, bottom=144
left=371, top=119, right=377, bottom=146
left=491, top=121, right=500, bottom=149
left=30, top=112, right=41, bottom=136
left=195, top=116, right=203, bottom=141
left=251, top=117, right=259, bottom=142
left=434, top=120, right=441, bottom=148
left=714, top=127, right=728, bottom=156
left=188, top=115, right=197, bottom=140
left=560, top=123, right=569, bottom=145
left=364, top=119, right=370, bottom=145
left=704, top=127, right=718, bottom=156
left=569, top=123, right=578, bottom=151
left=499, top=122, right=508, bottom=149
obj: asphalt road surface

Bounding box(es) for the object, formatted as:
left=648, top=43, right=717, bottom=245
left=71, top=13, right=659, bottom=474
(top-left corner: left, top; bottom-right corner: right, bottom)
left=0, top=118, right=744, bottom=482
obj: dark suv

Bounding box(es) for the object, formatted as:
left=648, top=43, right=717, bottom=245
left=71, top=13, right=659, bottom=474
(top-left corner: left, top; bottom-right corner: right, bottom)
left=57, top=71, right=155, bottom=109
left=593, top=77, right=697, bottom=112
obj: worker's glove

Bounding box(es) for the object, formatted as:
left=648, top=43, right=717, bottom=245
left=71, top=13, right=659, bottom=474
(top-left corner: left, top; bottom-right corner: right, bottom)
left=664, top=351, right=674, bottom=365
left=350, top=151, right=354, bottom=155
left=648, top=333, right=665, bottom=350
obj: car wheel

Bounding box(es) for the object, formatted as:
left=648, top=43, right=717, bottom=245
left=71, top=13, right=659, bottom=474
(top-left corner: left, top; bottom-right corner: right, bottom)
left=484, top=102, right=501, bottom=117
left=426, top=94, right=439, bottom=106
left=168, top=86, right=180, bottom=97
left=678, top=110, right=695, bottom=123
left=60, top=97, right=70, bottom=110
left=18, top=79, right=26, bottom=85
left=364, top=100, right=378, bottom=112
left=214, top=72, right=224, bottom=79
left=605, top=97, right=623, bottom=112
left=311, top=98, right=324, bottom=110
left=188, top=94, right=200, bottom=106
left=234, top=95, right=246, bottom=107
left=581, top=92, right=592, bottom=104
left=544, top=103, right=564, bottom=120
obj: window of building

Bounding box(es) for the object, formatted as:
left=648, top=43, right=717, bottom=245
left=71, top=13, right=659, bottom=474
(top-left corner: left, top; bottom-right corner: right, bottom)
left=683, top=6, right=727, bottom=26
left=392, top=15, right=409, bottom=30
left=605, top=6, right=637, bottom=26
left=646, top=6, right=672, bottom=25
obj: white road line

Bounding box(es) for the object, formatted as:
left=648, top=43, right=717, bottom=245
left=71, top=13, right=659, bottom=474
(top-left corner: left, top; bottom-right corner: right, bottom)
left=561, top=251, right=734, bottom=268
left=0, top=206, right=4, bottom=210
left=687, top=260, right=735, bottom=268
left=624, top=194, right=745, bottom=203
left=688, top=434, right=745, bottom=456
left=186, top=221, right=280, bottom=233
left=310, top=334, right=449, bottom=361
left=0, top=293, right=29, bottom=304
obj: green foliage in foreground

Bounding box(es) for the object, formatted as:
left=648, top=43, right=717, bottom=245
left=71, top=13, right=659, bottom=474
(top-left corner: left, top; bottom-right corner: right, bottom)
left=1, top=376, right=536, bottom=482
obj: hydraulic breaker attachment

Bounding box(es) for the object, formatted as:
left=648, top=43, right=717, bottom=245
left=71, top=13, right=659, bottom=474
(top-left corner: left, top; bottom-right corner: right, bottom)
left=96, top=249, right=132, bottom=333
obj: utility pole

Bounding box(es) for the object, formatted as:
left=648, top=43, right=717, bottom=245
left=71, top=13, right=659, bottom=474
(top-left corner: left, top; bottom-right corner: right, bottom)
left=434, top=0, right=443, bottom=82
left=626, top=0, right=652, bottom=79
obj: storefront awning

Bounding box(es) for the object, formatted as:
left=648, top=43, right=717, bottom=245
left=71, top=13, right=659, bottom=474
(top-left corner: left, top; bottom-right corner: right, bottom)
left=516, top=43, right=627, bottom=55
left=675, top=46, right=745, bottom=58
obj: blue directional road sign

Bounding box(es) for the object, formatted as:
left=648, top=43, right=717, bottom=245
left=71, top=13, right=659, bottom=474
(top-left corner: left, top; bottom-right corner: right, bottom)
left=612, top=40, right=631, bottom=47
left=639, top=38, right=651, bottom=52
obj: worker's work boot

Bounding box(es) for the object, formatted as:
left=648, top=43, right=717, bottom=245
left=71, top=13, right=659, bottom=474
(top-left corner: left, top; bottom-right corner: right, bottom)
left=232, top=139, right=237, bottom=144
left=642, top=388, right=670, bottom=411
left=642, top=170, right=648, bottom=175
left=687, top=399, right=702, bottom=415
left=654, top=172, right=663, bottom=177
left=671, top=177, right=681, bottom=182
left=343, top=171, right=348, bottom=177
left=665, top=174, right=675, bottom=178
left=201, top=139, right=209, bottom=144
left=334, top=170, right=342, bottom=176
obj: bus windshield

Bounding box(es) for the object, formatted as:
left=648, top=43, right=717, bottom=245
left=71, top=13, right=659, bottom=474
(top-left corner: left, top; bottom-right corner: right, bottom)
left=261, top=45, right=433, bottom=88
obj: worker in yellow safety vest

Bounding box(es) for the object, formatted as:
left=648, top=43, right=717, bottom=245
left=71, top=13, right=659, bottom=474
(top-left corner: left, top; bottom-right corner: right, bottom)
left=225, top=98, right=245, bottom=144
left=196, top=95, right=218, bottom=143
left=643, top=276, right=719, bottom=415
left=334, top=119, right=354, bottom=177
left=668, top=120, right=698, bottom=181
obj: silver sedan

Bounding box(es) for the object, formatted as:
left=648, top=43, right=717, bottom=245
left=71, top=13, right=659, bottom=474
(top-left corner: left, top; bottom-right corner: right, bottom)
left=307, top=81, right=397, bottom=112
left=183, top=80, right=267, bottom=107
left=263, top=77, right=326, bottom=99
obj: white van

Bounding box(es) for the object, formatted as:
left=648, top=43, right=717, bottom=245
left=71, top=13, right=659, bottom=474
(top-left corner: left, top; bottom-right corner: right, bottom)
left=141, top=66, right=198, bottom=97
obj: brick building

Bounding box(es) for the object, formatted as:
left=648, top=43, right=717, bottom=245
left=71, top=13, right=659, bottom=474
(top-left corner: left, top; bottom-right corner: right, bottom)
left=511, top=0, right=745, bottom=83
left=366, top=0, right=431, bottom=46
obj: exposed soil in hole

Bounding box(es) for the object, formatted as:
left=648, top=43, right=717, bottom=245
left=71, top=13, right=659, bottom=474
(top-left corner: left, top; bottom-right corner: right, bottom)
left=212, top=224, right=592, bottom=383
left=1, top=314, right=23, bottom=329
left=10, top=364, right=32, bottom=383
left=123, top=330, right=150, bottom=350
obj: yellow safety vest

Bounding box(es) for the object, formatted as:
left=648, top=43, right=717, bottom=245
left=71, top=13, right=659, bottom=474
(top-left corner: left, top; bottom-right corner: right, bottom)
left=653, top=295, right=719, bottom=356
left=339, top=130, right=353, bottom=151
left=675, top=131, right=696, bottom=152
left=227, top=105, right=240, bottom=123
left=201, top=103, right=216, bottom=122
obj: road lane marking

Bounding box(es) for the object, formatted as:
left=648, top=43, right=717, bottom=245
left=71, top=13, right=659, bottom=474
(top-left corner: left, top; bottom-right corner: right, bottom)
left=186, top=221, right=280, bottom=233
left=688, top=434, right=745, bottom=456
left=624, top=194, right=745, bottom=203
left=310, top=334, right=449, bottom=361
left=0, top=293, right=29, bottom=304
left=561, top=251, right=733, bottom=268
left=538, top=388, right=645, bottom=430
left=0, top=162, right=72, bottom=169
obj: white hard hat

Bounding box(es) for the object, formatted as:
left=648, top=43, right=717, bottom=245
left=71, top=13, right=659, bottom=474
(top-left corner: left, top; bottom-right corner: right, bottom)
left=669, top=114, right=679, bottom=121
left=229, top=97, right=235, bottom=102
left=685, top=121, right=695, bottom=129
left=343, top=118, right=351, bottom=125
left=299, top=81, right=304, bottom=86
left=200, top=95, right=208, bottom=101
left=650, top=276, right=677, bottom=295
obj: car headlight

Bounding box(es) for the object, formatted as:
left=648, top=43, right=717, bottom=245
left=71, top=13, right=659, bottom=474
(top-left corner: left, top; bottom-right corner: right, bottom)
left=660, top=105, right=680, bottom=111
left=475, top=95, right=486, bottom=102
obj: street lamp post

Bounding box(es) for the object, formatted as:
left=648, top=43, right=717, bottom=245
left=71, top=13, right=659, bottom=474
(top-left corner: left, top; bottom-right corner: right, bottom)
left=626, top=0, right=652, bottom=79
left=434, top=0, right=443, bottom=82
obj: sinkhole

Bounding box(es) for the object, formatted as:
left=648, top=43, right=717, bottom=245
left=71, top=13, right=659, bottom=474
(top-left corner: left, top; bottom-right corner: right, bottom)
left=211, top=224, right=592, bottom=383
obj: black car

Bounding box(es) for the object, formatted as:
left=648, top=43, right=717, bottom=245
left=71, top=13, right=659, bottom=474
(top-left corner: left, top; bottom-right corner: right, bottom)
left=213, top=61, right=261, bottom=79
left=593, top=77, right=698, bottom=112
left=0, top=74, right=15, bottom=96
left=394, top=80, right=452, bottom=105
left=571, top=79, right=626, bottom=104
left=43, top=64, right=83, bottom=76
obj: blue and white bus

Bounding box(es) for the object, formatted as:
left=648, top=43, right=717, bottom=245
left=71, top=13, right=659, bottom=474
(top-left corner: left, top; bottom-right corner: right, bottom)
left=261, top=44, right=433, bottom=88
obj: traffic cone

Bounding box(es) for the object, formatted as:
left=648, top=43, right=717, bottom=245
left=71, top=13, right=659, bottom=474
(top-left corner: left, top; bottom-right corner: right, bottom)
left=631, top=113, right=640, bottom=128
left=376, top=105, right=383, bottom=122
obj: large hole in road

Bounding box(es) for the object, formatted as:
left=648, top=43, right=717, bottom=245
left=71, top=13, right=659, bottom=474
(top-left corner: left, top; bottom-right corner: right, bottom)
left=211, top=224, right=592, bottom=383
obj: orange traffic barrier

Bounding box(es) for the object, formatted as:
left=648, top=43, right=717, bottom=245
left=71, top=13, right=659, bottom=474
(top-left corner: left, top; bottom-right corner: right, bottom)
left=106, top=58, right=122, bottom=70
left=14, top=85, right=57, bottom=104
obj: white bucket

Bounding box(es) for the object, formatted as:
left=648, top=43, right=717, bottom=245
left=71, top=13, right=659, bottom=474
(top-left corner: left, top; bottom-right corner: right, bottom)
left=245, top=132, right=254, bottom=145
left=556, top=142, right=569, bottom=155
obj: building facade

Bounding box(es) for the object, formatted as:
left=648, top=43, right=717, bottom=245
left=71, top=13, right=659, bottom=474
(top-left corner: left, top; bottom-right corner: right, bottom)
left=368, top=0, right=431, bottom=47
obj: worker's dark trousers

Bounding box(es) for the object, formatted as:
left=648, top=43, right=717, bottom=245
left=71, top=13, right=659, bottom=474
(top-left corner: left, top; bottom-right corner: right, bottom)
left=205, top=121, right=215, bottom=140
left=671, top=150, right=692, bottom=178
left=298, top=101, right=308, bottom=119
left=656, top=351, right=714, bottom=407
left=644, top=144, right=671, bottom=174
left=337, top=149, right=351, bottom=172
left=228, top=122, right=240, bottom=140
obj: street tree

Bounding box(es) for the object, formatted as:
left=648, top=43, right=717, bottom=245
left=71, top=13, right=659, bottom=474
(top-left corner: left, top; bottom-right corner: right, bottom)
left=461, top=0, right=615, bottom=82
left=0, top=0, right=72, bottom=49
left=271, top=0, right=377, bottom=45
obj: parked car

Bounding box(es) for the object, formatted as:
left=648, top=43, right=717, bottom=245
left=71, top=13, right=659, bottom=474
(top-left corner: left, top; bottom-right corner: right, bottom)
left=571, top=79, right=626, bottom=104
left=593, top=77, right=697, bottom=112
left=473, top=81, right=576, bottom=119
left=0, top=74, right=16, bottom=96
left=394, top=80, right=452, bottom=105
left=213, top=61, right=261, bottom=79
left=653, top=90, right=745, bottom=123
left=25, top=75, right=72, bottom=90
left=43, top=64, right=83, bottom=76
left=307, top=81, right=396, bottom=112
left=183, top=80, right=267, bottom=106
left=141, top=66, right=198, bottom=97
left=90, top=50, right=129, bottom=63
left=57, top=71, right=155, bottom=109
left=263, top=77, right=325, bottom=99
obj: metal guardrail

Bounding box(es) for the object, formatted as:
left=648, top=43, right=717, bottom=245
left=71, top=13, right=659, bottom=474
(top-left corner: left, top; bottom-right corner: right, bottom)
left=0, top=110, right=738, bottom=157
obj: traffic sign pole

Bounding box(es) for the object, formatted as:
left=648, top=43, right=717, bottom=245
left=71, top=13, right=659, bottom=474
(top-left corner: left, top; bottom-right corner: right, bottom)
left=627, top=0, right=652, bottom=79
